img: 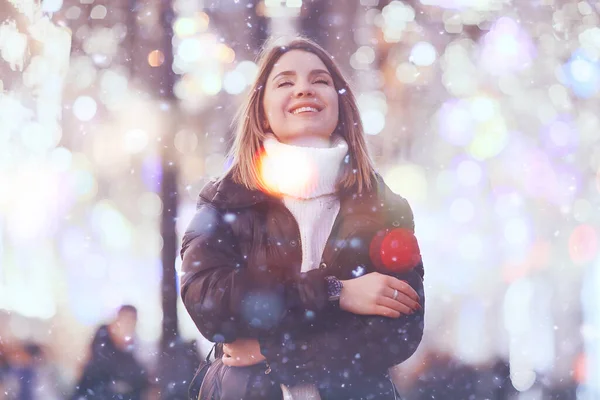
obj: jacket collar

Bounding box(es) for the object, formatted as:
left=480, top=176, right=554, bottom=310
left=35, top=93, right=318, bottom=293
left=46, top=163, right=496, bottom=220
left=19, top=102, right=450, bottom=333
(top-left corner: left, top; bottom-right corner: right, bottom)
left=198, top=172, right=392, bottom=216
left=197, top=174, right=271, bottom=209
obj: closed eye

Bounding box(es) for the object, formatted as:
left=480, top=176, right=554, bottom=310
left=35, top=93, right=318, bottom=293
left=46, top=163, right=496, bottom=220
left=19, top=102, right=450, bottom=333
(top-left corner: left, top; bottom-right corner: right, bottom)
left=315, top=79, right=330, bottom=85
left=277, top=81, right=293, bottom=88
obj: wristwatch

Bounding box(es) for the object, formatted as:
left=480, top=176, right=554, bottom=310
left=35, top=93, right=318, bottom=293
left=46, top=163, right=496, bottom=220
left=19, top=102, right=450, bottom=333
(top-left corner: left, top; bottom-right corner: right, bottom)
left=325, top=276, right=344, bottom=302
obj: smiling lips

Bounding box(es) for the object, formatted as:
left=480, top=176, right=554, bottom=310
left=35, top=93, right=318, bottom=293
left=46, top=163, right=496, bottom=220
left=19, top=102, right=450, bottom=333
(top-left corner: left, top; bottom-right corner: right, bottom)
left=289, top=104, right=322, bottom=115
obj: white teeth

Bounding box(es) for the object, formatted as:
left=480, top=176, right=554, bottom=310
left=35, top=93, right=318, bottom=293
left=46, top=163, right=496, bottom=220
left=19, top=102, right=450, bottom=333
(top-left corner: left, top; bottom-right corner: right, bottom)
left=292, top=106, right=319, bottom=114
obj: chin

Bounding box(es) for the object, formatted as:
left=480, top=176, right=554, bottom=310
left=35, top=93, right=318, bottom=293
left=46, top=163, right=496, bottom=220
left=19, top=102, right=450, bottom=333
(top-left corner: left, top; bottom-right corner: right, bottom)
left=292, top=131, right=331, bottom=140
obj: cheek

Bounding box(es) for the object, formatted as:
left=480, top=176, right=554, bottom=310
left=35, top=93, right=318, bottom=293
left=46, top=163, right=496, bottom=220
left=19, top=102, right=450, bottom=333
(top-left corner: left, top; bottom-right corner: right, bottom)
left=264, top=94, right=286, bottom=119
left=328, top=95, right=340, bottom=122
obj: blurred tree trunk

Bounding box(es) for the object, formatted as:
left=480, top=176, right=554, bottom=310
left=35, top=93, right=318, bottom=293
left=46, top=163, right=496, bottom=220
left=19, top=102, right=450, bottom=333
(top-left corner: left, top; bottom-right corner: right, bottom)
left=158, top=0, right=179, bottom=349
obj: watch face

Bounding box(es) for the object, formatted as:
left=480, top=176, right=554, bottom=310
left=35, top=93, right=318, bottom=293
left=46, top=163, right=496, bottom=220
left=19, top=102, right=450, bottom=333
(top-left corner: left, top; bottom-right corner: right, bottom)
left=327, top=276, right=342, bottom=300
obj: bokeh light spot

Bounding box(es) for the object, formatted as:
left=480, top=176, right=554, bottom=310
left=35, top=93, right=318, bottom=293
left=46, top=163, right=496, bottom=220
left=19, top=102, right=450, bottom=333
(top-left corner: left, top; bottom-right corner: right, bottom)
left=385, top=164, right=428, bottom=203
left=410, top=41, right=436, bottom=66
left=569, top=225, right=598, bottom=264
left=72, top=96, right=97, bottom=121
left=148, top=50, right=165, bottom=67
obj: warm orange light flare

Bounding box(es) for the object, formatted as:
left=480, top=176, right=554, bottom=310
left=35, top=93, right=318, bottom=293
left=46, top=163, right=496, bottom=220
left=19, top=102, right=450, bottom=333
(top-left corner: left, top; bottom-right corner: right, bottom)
left=259, top=150, right=316, bottom=196
left=148, top=50, right=165, bottom=67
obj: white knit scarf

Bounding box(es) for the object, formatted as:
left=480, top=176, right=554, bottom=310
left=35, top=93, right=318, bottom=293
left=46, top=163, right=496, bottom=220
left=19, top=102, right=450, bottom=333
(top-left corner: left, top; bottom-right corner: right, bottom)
left=261, top=134, right=349, bottom=199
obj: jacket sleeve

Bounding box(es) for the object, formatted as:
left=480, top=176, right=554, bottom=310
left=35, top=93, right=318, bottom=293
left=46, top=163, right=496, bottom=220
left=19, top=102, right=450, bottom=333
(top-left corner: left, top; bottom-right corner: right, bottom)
left=258, top=265, right=424, bottom=387
left=258, top=195, right=425, bottom=387
left=180, top=203, right=333, bottom=343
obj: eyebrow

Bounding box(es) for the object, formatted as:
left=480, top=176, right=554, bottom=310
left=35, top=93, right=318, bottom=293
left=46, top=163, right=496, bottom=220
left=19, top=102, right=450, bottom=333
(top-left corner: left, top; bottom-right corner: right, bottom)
left=271, top=69, right=332, bottom=82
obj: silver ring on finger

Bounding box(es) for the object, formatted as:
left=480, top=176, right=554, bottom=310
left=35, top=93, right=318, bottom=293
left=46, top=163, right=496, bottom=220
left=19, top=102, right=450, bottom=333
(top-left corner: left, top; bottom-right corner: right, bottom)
left=393, top=289, right=399, bottom=300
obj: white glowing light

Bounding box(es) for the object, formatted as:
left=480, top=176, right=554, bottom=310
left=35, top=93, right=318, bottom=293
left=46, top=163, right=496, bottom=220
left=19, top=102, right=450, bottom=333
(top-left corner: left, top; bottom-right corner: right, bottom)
left=72, top=169, right=97, bottom=199
left=42, top=0, right=63, bottom=12
left=21, top=121, right=56, bottom=152
left=99, top=69, right=129, bottom=109
left=362, top=109, right=386, bottom=135
left=573, top=199, right=593, bottom=223
left=385, top=164, right=428, bottom=203
left=236, top=60, right=258, bottom=82
left=65, top=6, right=81, bottom=19
left=383, top=1, right=415, bottom=23
left=548, top=120, right=571, bottom=147
left=73, top=96, right=97, bottom=121
left=410, top=42, right=437, bottom=66
left=381, top=1, right=415, bottom=42
left=50, top=147, right=72, bottom=172
left=174, top=129, right=199, bottom=154
left=470, top=97, right=497, bottom=122
left=450, top=198, right=474, bottom=223
left=201, top=72, right=222, bottom=95
left=174, top=18, right=198, bottom=37
left=0, top=22, right=28, bottom=70
left=123, top=129, right=149, bottom=154
left=458, top=234, right=483, bottom=260
left=504, top=278, right=533, bottom=334
left=223, top=70, right=246, bottom=95
left=511, top=368, right=536, bottom=391
left=90, top=5, right=107, bottom=19
left=260, top=148, right=314, bottom=195
left=504, top=218, right=530, bottom=245
left=356, top=46, right=376, bottom=65
left=570, top=59, right=595, bottom=83
left=456, top=160, right=482, bottom=187
left=396, top=62, right=419, bottom=84
left=7, top=168, right=59, bottom=242
left=480, top=17, right=534, bottom=76
left=178, top=38, right=201, bottom=63
left=91, top=202, right=133, bottom=250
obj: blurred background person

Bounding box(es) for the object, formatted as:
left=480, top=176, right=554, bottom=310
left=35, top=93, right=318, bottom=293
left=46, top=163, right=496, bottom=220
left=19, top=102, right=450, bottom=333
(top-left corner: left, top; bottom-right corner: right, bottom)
left=0, top=340, right=65, bottom=400
left=70, top=305, right=149, bottom=400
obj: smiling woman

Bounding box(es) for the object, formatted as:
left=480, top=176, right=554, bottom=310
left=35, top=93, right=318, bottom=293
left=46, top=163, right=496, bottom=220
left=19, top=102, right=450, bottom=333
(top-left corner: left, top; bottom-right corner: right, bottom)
left=180, top=36, right=425, bottom=400
left=262, top=51, right=339, bottom=147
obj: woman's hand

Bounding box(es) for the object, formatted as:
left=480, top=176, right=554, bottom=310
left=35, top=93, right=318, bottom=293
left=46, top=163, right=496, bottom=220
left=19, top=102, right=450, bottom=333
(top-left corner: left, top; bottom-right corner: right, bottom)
left=340, top=272, right=421, bottom=318
left=222, top=338, right=266, bottom=367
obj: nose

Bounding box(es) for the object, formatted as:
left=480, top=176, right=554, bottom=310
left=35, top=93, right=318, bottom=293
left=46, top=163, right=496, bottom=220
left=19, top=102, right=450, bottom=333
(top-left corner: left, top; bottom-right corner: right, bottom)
left=294, top=81, right=314, bottom=98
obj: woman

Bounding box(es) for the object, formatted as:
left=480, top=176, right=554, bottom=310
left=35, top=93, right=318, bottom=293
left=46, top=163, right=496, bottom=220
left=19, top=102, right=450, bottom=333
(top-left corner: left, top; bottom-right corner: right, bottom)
left=181, top=36, right=425, bottom=400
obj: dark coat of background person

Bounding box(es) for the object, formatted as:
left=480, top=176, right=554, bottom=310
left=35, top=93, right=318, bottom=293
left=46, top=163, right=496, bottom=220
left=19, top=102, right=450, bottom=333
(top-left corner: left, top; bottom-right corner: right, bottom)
left=70, top=325, right=149, bottom=400
left=180, top=173, right=425, bottom=399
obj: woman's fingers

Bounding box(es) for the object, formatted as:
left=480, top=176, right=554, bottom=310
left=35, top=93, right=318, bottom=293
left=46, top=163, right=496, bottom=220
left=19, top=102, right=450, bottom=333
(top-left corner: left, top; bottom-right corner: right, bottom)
left=374, top=305, right=401, bottom=319
left=380, top=287, right=419, bottom=311
left=377, top=295, right=413, bottom=316
left=387, top=277, right=420, bottom=303
left=392, top=287, right=420, bottom=310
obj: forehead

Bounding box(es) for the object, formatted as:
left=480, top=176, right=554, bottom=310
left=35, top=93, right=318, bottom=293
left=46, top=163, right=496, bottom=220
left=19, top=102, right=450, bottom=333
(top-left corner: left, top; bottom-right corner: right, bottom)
left=269, top=50, right=330, bottom=76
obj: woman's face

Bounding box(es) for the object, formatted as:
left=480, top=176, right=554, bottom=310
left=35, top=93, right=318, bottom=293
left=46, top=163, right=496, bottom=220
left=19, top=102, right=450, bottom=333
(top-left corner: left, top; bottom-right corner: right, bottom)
left=262, top=50, right=339, bottom=144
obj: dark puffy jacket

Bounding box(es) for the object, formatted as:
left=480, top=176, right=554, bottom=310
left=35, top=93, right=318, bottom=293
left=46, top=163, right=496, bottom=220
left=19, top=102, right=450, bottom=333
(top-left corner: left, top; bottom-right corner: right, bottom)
left=181, top=174, right=425, bottom=399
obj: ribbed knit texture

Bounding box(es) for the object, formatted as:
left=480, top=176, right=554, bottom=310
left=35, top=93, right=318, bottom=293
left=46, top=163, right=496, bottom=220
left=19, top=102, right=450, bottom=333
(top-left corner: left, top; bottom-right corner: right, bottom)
left=262, top=134, right=348, bottom=400
left=283, top=196, right=339, bottom=273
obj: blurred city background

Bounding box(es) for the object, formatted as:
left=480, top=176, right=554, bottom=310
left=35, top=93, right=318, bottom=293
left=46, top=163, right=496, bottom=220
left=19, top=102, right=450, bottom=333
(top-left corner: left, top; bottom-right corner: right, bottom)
left=1, top=0, right=599, bottom=399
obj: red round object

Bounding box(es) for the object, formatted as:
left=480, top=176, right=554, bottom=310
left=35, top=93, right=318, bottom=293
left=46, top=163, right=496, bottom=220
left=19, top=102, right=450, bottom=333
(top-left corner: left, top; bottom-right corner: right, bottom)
left=369, top=228, right=421, bottom=273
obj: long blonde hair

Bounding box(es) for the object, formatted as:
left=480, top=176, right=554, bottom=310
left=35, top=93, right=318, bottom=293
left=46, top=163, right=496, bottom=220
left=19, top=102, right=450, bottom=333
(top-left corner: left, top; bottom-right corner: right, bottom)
left=223, top=36, right=376, bottom=193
